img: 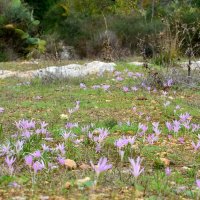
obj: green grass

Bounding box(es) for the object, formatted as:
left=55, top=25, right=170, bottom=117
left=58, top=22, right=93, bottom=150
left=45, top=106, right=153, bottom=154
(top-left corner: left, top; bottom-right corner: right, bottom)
left=0, top=61, right=200, bottom=199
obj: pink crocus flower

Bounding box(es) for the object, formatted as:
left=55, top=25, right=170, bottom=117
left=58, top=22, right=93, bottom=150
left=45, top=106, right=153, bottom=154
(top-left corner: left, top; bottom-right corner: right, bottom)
left=32, top=160, right=45, bottom=174
left=165, top=167, right=171, bottom=176
left=25, top=155, right=33, bottom=167
left=123, top=86, right=129, bottom=92
left=0, top=107, right=4, bottom=113
left=196, top=179, right=200, bottom=188
left=5, top=156, right=16, bottom=175
left=129, top=157, right=144, bottom=179
left=90, top=157, right=112, bottom=177
left=192, top=141, right=200, bottom=151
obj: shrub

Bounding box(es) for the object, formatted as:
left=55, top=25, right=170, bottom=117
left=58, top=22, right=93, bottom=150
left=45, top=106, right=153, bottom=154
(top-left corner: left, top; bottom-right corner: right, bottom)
left=0, top=0, right=45, bottom=61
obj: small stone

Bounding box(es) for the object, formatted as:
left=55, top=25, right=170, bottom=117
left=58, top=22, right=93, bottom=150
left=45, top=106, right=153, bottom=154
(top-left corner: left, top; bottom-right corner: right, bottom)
left=160, top=158, right=170, bottom=166
left=79, top=163, right=91, bottom=170
left=65, top=159, right=77, bottom=169
left=65, top=182, right=71, bottom=189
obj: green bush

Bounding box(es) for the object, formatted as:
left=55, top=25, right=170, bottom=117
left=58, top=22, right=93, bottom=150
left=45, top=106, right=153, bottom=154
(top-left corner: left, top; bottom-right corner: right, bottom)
left=0, top=0, right=45, bottom=61
left=43, top=0, right=164, bottom=58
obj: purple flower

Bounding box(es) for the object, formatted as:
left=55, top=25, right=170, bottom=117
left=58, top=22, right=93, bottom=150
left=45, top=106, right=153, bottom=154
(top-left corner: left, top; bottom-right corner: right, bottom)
left=92, top=85, right=100, bottom=90
left=62, top=132, right=71, bottom=140
left=196, top=179, right=200, bottom=188
left=183, top=121, right=190, bottom=130
left=65, top=122, right=78, bottom=129
left=25, top=155, right=33, bottom=166
left=147, top=134, right=158, bottom=144
left=123, top=86, right=129, bottom=92
left=88, top=131, right=93, bottom=139
left=95, top=143, right=101, bottom=153
left=129, top=157, right=144, bottom=179
left=147, top=86, right=151, bottom=92
left=15, top=119, right=35, bottom=130
left=8, top=182, right=20, bottom=188
left=115, top=137, right=129, bottom=149
left=56, top=143, right=65, bottom=155
left=153, top=122, right=160, bottom=135
left=128, top=72, right=134, bottom=77
left=15, top=140, right=24, bottom=154
left=5, top=156, right=16, bottom=167
left=0, top=107, right=4, bottom=113
left=165, top=167, right=171, bottom=176
left=179, top=112, right=191, bottom=122
left=135, top=73, right=143, bottom=78
left=152, top=122, right=159, bottom=129
left=42, top=144, right=50, bottom=152
left=32, top=160, right=45, bottom=174
left=102, top=84, right=110, bottom=91
left=114, top=71, right=121, bottom=76
left=40, top=121, right=48, bottom=128
left=90, top=157, right=112, bottom=177
left=0, top=143, right=11, bottom=156
left=5, top=156, right=16, bottom=175
left=192, top=141, right=200, bottom=151
left=128, top=136, right=136, bottom=145
left=80, top=83, right=86, bottom=89
left=138, top=123, right=148, bottom=134
left=131, top=86, right=138, bottom=91
left=22, top=130, right=31, bottom=138
left=192, top=124, right=200, bottom=132
left=32, top=150, right=41, bottom=158
left=36, top=127, right=47, bottom=135
left=57, top=156, right=65, bottom=165
left=81, top=125, right=90, bottom=133
left=178, top=137, right=185, bottom=144
left=176, top=105, right=181, bottom=110
left=73, top=139, right=83, bottom=145
left=168, top=134, right=172, bottom=140
left=166, top=122, right=173, bottom=131
left=68, top=108, right=75, bottom=115
left=126, top=120, right=131, bottom=126
left=164, top=79, right=173, bottom=87
left=162, top=91, right=168, bottom=96
left=48, top=162, right=57, bottom=170
left=132, top=107, right=137, bottom=112
left=173, top=120, right=181, bottom=133
left=93, top=128, right=109, bottom=143
left=146, top=116, right=151, bottom=121
left=153, top=128, right=161, bottom=135
left=116, top=76, right=123, bottom=81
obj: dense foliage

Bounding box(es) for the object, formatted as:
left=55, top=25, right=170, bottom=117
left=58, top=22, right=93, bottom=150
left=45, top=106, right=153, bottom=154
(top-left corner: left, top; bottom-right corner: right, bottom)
left=0, top=0, right=46, bottom=61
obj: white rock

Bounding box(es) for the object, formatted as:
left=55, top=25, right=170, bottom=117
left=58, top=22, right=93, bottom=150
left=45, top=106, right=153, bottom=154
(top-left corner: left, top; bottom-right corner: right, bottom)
left=0, top=70, right=16, bottom=78
left=180, top=61, right=200, bottom=70
left=35, top=61, right=116, bottom=78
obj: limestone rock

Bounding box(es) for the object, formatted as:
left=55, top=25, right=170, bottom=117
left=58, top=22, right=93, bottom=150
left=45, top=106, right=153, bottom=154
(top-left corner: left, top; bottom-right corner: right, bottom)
left=64, top=159, right=77, bottom=170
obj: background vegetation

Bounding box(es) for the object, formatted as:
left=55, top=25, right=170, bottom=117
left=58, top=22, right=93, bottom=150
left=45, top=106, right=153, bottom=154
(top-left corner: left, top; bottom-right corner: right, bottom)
left=0, top=0, right=200, bottom=61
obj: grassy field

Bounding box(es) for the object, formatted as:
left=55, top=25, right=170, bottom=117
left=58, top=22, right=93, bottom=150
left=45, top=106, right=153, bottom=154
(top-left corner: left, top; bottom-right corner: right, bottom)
left=0, top=61, right=200, bottom=199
